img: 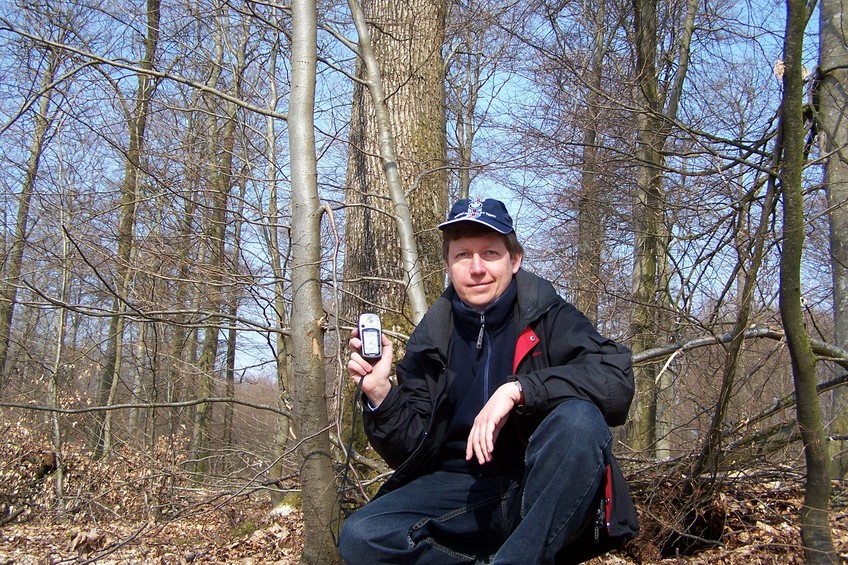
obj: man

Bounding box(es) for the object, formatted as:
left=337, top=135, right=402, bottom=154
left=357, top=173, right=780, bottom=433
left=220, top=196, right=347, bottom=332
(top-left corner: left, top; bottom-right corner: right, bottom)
left=340, top=198, right=638, bottom=564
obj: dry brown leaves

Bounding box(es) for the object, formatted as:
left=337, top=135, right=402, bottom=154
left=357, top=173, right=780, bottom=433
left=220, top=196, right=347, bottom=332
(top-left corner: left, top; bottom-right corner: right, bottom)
left=1, top=421, right=846, bottom=564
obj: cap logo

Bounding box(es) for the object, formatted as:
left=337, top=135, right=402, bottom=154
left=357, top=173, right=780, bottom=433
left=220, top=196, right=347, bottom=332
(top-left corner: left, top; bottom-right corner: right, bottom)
left=464, top=198, right=484, bottom=219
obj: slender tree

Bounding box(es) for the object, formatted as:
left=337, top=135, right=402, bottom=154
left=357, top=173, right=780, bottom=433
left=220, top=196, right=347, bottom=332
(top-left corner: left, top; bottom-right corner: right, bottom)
left=820, top=0, right=848, bottom=479
left=444, top=0, right=511, bottom=201
left=779, top=0, right=838, bottom=559
left=260, top=27, right=296, bottom=508
left=0, top=40, right=62, bottom=391
left=92, top=0, right=160, bottom=456
left=222, top=175, right=248, bottom=457
left=692, top=177, right=779, bottom=479
left=289, top=0, right=341, bottom=561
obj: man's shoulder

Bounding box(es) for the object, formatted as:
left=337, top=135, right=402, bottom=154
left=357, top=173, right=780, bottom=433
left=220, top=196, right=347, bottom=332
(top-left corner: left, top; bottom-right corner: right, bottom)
left=406, top=293, right=453, bottom=354
left=515, top=270, right=564, bottom=313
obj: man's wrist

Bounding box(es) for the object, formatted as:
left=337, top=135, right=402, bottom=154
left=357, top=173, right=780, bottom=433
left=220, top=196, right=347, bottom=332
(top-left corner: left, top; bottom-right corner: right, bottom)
left=364, top=381, right=392, bottom=411
left=513, top=380, right=525, bottom=408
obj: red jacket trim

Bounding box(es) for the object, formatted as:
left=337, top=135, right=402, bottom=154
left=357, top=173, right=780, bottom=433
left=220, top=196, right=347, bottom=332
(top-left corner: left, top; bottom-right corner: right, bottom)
left=513, top=326, right=540, bottom=373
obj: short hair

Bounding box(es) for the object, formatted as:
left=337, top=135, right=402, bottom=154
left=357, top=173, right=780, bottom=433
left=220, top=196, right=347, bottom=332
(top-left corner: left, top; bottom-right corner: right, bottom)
left=441, top=223, right=525, bottom=262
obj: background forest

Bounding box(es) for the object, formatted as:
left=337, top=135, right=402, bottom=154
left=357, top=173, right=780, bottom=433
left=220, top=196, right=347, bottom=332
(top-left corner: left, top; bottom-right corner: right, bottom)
left=1, top=0, right=847, bottom=563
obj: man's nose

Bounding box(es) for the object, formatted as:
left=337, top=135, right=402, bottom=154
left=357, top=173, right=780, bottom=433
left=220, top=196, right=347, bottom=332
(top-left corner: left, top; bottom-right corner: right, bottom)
left=470, top=254, right=485, bottom=273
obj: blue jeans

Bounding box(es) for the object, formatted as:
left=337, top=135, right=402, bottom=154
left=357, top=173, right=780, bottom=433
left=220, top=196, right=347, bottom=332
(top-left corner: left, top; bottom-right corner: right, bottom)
left=339, top=399, right=612, bottom=564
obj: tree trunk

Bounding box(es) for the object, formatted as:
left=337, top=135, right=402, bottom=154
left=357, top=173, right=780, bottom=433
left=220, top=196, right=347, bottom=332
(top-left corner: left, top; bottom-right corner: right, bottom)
left=190, top=15, right=245, bottom=476
left=261, top=28, right=295, bottom=507
left=574, top=0, right=606, bottom=327
left=629, top=0, right=664, bottom=454
left=342, top=0, right=448, bottom=331
left=289, top=1, right=342, bottom=562
left=49, top=207, right=72, bottom=510
left=628, top=0, right=696, bottom=458
left=222, top=177, right=247, bottom=461
left=820, top=0, right=848, bottom=479
left=92, top=0, right=160, bottom=456
left=779, top=0, right=838, bottom=559
left=128, top=321, right=149, bottom=434
left=0, top=48, right=60, bottom=392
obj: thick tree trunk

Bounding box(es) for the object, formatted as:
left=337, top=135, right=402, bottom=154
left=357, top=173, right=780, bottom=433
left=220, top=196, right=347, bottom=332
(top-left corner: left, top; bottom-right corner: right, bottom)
left=629, top=0, right=664, bottom=454
left=628, top=0, right=697, bottom=458
left=342, top=0, right=448, bottom=332
left=574, top=1, right=606, bottom=327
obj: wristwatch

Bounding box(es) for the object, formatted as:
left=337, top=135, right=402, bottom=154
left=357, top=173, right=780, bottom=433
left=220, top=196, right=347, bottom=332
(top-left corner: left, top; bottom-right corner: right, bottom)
left=513, top=380, right=525, bottom=408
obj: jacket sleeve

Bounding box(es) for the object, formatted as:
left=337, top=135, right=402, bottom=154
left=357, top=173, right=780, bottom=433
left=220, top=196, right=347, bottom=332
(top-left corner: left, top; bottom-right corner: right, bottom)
left=516, top=301, right=634, bottom=427
left=361, top=341, right=439, bottom=469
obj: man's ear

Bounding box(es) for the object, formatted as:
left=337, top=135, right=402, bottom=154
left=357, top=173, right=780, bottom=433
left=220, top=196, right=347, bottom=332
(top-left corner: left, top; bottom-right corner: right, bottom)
left=511, top=253, right=523, bottom=274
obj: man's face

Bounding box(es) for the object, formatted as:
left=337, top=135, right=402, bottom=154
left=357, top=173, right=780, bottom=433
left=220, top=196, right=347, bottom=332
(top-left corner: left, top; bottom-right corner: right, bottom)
left=446, top=231, right=523, bottom=309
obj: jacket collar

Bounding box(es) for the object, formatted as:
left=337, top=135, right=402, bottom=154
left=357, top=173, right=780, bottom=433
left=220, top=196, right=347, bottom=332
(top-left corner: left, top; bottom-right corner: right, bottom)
left=407, top=269, right=560, bottom=360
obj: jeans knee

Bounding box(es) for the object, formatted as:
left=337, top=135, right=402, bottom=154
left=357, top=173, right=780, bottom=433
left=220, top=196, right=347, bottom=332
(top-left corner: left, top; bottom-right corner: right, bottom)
left=340, top=504, right=412, bottom=563
left=529, top=400, right=610, bottom=457
left=339, top=510, right=369, bottom=560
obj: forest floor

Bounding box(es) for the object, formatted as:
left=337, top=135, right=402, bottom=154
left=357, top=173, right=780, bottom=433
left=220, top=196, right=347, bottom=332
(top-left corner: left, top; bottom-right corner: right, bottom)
left=1, top=424, right=847, bottom=564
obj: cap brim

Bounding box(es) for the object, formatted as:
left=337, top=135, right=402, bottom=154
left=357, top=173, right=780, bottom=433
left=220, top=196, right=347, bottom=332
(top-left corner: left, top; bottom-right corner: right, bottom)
left=437, top=217, right=513, bottom=234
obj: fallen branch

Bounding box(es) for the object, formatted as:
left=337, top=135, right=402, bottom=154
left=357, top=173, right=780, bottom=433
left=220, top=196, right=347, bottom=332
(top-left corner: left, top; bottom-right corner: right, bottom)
left=0, top=506, right=26, bottom=527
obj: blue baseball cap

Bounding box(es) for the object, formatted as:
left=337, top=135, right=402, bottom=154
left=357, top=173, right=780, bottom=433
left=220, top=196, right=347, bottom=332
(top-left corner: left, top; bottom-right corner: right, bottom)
left=437, top=198, right=514, bottom=234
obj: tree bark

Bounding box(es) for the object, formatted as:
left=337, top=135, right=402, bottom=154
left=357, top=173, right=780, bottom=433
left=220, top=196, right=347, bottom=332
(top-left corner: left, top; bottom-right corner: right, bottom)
left=779, top=0, right=838, bottom=559
left=628, top=0, right=697, bottom=458
left=820, top=0, right=848, bottom=479
left=629, top=0, right=664, bottom=454
left=575, top=0, right=607, bottom=327
left=289, top=1, right=341, bottom=562
left=342, top=0, right=448, bottom=332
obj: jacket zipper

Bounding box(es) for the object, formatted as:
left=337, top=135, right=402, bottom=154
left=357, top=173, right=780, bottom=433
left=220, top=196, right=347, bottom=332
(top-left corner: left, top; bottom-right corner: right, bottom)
left=476, top=312, right=485, bottom=349
left=478, top=312, right=493, bottom=400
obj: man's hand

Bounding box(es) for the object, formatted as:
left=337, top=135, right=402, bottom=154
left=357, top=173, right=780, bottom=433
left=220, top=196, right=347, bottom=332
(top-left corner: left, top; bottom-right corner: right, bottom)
left=348, top=328, right=393, bottom=408
left=466, top=381, right=524, bottom=464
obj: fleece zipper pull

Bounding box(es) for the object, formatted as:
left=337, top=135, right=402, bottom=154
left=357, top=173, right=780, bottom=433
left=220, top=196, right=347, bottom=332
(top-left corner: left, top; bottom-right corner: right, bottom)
left=476, top=312, right=485, bottom=349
